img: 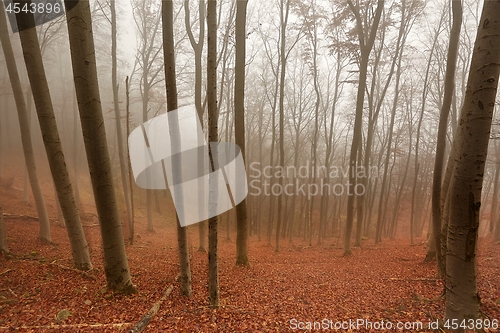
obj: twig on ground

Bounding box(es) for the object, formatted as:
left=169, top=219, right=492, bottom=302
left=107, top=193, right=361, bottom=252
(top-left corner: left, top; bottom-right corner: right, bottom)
left=0, top=323, right=132, bottom=330
left=129, top=285, right=174, bottom=333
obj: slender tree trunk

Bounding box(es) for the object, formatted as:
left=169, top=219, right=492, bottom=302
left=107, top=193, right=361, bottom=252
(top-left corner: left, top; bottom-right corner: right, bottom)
left=207, top=0, right=219, bottom=307
left=0, top=9, right=51, bottom=243
left=72, top=92, right=81, bottom=207
left=11, top=3, right=94, bottom=271
left=446, top=0, right=500, bottom=323
left=111, top=0, right=134, bottom=245
left=489, top=142, right=500, bottom=235
left=0, top=205, right=8, bottom=254
left=125, top=76, right=135, bottom=245
left=185, top=0, right=207, bottom=253
left=275, top=0, right=290, bottom=253
left=64, top=0, right=135, bottom=290
left=234, top=0, right=249, bottom=266
left=345, top=0, right=383, bottom=254
left=162, top=0, right=192, bottom=298
left=432, top=0, right=462, bottom=278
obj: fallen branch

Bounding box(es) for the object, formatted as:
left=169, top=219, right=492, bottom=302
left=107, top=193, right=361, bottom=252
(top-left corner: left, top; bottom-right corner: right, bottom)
left=3, top=214, right=39, bottom=220
left=0, top=299, right=16, bottom=305
left=0, top=269, right=13, bottom=276
left=0, top=323, right=133, bottom=330
left=129, top=285, right=174, bottom=333
left=388, top=278, right=440, bottom=282
left=50, top=261, right=96, bottom=280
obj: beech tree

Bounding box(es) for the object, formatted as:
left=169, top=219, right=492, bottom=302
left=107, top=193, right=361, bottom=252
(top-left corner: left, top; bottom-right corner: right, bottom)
left=207, top=0, right=219, bottom=307
left=0, top=204, right=7, bottom=254
left=346, top=0, right=384, bottom=254
left=431, top=0, right=462, bottom=277
left=445, top=0, right=500, bottom=324
left=12, top=0, right=92, bottom=270
left=0, top=2, right=50, bottom=243
left=235, top=0, right=249, bottom=266
left=110, top=0, right=134, bottom=245
left=162, top=0, right=192, bottom=298
left=185, top=0, right=207, bottom=253
left=64, top=0, right=135, bottom=292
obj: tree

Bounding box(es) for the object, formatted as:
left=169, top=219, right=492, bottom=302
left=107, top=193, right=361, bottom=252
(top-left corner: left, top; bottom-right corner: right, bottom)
left=445, top=0, right=500, bottom=324
left=345, top=0, right=384, bottom=254
left=235, top=0, right=249, bottom=266
left=0, top=2, right=50, bottom=243
left=431, top=0, right=462, bottom=278
left=0, top=205, right=8, bottom=254
left=185, top=0, right=208, bottom=253
left=132, top=0, right=163, bottom=232
left=207, top=0, right=219, bottom=307
left=162, top=0, right=192, bottom=298
left=12, top=1, right=92, bottom=270
left=64, top=0, right=135, bottom=292
left=275, top=0, right=291, bottom=252
left=110, top=0, right=134, bottom=245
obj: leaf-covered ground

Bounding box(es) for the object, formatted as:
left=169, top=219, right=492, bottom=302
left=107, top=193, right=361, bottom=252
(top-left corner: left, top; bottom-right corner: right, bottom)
left=0, top=175, right=499, bottom=332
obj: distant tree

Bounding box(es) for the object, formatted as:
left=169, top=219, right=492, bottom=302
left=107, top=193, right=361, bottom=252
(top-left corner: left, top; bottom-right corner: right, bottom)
left=185, top=0, right=207, bottom=253
left=64, top=0, right=135, bottom=291
left=0, top=205, right=8, bottom=254
left=235, top=0, right=249, bottom=266
left=275, top=0, right=291, bottom=252
left=110, top=0, right=134, bottom=244
left=12, top=1, right=92, bottom=270
left=431, top=0, right=462, bottom=278
left=162, top=0, right=192, bottom=298
left=345, top=0, right=384, bottom=254
left=0, top=3, right=50, bottom=243
left=132, top=0, right=164, bottom=233
left=445, top=0, right=500, bottom=324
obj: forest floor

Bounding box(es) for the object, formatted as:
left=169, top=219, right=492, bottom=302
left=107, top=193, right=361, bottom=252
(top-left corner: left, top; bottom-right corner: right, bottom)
left=0, top=172, right=499, bottom=332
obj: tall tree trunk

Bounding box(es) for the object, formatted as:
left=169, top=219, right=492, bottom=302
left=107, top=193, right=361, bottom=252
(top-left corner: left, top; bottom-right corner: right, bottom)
left=125, top=77, right=135, bottom=246
left=111, top=0, right=134, bottom=245
left=185, top=0, right=207, bottom=253
left=445, top=0, right=500, bottom=323
left=275, top=0, right=290, bottom=253
left=0, top=7, right=50, bottom=243
left=235, top=0, right=249, bottom=266
left=207, top=0, right=220, bottom=307
left=72, top=92, right=81, bottom=207
left=0, top=205, right=8, bottom=254
left=489, top=142, right=500, bottom=236
left=64, top=0, right=135, bottom=290
left=162, top=0, right=192, bottom=298
left=10, top=3, right=94, bottom=271
left=345, top=0, right=383, bottom=254
left=432, top=0, right=462, bottom=278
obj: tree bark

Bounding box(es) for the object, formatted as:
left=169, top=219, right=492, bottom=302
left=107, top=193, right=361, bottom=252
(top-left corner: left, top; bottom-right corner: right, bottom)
left=111, top=0, right=134, bottom=245
left=432, top=0, right=462, bottom=278
left=207, top=0, right=219, bottom=307
left=0, top=205, right=8, bottom=254
left=235, top=0, right=249, bottom=266
left=10, top=2, right=93, bottom=270
left=0, top=4, right=50, bottom=244
left=185, top=0, right=207, bottom=253
left=162, top=0, right=192, bottom=298
left=64, top=0, right=135, bottom=290
left=346, top=0, right=383, bottom=254
left=445, top=0, right=500, bottom=324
